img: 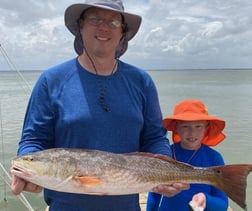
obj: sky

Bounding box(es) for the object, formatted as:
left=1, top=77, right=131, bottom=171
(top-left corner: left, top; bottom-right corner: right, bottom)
left=1, top=0, right=252, bottom=70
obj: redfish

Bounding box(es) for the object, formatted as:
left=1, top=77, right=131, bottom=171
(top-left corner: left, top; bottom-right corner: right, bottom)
left=11, top=148, right=252, bottom=210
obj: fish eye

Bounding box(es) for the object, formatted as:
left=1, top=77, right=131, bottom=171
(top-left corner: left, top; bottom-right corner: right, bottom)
left=24, top=156, right=33, bottom=161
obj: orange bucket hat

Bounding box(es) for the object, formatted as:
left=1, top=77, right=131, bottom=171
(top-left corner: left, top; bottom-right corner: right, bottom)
left=163, top=99, right=226, bottom=146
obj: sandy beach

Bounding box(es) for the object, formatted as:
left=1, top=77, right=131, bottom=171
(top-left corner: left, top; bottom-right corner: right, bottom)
left=140, top=193, right=147, bottom=210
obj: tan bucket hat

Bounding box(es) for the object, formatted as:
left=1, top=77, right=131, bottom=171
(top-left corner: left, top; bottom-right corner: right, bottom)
left=64, top=0, right=142, bottom=58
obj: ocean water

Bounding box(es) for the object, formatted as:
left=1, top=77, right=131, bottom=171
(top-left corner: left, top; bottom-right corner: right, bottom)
left=0, top=69, right=252, bottom=211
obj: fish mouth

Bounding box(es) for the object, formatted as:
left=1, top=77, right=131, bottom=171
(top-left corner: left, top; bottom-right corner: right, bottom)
left=11, top=165, right=33, bottom=178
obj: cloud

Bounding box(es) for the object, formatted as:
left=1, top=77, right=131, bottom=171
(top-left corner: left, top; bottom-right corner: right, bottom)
left=1, top=0, right=252, bottom=70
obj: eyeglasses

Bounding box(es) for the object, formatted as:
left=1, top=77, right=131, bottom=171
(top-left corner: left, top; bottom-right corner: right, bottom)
left=84, top=16, right=123, bottom=29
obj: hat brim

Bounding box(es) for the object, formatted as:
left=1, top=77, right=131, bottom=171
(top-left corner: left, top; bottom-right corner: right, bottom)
left=163, top=113, right=226, bottom=146
left=64, top=3, right=141, bottom=57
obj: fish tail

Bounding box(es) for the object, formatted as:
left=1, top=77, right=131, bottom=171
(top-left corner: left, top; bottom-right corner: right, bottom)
left=212, top=164, right=252, bottom=210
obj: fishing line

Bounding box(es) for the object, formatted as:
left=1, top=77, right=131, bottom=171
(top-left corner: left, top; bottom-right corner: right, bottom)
left=0, top=44, right=35, bottom=210
left=0, top=98, right=8, bottom=204
left=0, top=43, right=32, bottom=96
left=0, top=103, right=35, bottom=211
left=0, top=98, right=8, bottom=210
left=0, top=162, right=35, bottom=211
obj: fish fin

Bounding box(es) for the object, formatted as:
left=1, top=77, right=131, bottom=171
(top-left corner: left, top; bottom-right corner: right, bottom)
left=127, top=152, right=175, bottom=161
left=127, top=152, right=193, bottom=167
left=211, top=164, right=252, bottom=210
left=73, top=176, right=104, bottom=187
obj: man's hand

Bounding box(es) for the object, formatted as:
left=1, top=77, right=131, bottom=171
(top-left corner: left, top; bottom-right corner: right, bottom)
left=11, top=171, right=42, bottom=195
left=152, top=183, right=189, bottom=197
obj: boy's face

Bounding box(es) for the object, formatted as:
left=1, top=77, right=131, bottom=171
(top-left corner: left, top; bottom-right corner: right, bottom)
left=175, top=120, right=209, bottom=150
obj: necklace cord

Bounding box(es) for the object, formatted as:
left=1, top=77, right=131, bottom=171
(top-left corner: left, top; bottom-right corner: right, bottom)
left=84, top=49, right=117, bottom=112
left=173, top=144, right=199, bottom=163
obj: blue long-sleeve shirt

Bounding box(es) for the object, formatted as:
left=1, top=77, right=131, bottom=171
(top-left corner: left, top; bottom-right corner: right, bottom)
left=17, top=58, right=171, bottom=211
left=147, top=143, right=228, bottom=211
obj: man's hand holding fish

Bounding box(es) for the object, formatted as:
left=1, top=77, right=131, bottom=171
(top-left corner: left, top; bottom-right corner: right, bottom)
left=152, top=183, right=189, bottom=197
left=11, top=171, right=42, bottom=195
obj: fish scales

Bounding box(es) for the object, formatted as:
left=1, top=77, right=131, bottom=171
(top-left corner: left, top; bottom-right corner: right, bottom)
left=11, top=148, right=252, bottom=210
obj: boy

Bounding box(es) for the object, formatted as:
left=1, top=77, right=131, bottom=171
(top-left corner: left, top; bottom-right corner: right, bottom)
left=147, top=99, right=229, bottom=211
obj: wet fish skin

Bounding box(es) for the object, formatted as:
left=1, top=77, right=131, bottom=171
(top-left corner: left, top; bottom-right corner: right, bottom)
left=11, top=148, right=252, bottom=210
